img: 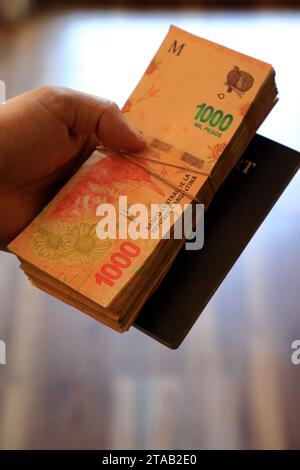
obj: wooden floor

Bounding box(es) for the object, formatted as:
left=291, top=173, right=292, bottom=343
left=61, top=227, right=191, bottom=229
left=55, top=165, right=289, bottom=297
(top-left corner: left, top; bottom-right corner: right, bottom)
left=0, top=7, right=300, bottom=450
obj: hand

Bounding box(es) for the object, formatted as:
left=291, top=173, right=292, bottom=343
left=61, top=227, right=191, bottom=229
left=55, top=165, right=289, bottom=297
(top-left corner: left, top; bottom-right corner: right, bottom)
left=0, top=86, right=145, bottom=249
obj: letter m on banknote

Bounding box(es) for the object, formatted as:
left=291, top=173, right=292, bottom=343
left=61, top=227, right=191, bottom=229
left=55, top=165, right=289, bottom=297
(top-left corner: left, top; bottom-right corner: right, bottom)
left=168, top=40, right=186, bottom=56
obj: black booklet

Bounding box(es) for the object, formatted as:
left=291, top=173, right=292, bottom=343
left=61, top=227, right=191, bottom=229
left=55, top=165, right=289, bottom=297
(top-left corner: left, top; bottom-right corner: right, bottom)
left=134, top=134, right=300, bottom=349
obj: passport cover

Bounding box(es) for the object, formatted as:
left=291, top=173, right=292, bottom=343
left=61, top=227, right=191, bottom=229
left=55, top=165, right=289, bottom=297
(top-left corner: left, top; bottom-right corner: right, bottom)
left=134, top=134, right=300, bottom=348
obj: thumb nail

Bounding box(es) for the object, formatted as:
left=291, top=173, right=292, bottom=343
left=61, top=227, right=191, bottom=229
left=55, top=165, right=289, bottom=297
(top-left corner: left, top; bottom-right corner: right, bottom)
left=128, top=123, right=146, bottom=143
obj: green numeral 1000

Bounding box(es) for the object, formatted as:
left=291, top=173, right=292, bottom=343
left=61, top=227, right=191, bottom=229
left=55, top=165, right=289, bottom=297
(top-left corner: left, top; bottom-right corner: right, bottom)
left=194, top=103, right=233, bottom=132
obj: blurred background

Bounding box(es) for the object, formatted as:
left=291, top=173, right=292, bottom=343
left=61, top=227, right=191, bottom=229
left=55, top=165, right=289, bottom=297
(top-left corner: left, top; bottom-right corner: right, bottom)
left=0, top=0, right=300, bottom=450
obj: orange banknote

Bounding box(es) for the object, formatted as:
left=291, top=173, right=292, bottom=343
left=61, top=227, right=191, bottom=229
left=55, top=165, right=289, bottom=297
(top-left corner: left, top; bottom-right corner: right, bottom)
left=8, top=25, right=275, bottom=313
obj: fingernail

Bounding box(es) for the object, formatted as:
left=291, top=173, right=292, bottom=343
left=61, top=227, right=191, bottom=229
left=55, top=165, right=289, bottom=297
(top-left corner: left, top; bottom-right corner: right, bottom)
left=135, top=129, right=146, bottom=143
left=125, top=118, right=143, bottom=139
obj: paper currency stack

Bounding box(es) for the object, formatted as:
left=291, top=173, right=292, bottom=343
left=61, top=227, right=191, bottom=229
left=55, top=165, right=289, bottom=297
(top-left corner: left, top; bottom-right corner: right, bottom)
left=8, top=25, right=278, bottom=332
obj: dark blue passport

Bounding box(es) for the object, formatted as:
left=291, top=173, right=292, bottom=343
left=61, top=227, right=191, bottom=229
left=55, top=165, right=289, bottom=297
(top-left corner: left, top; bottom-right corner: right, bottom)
left=134, top=134, right=300, bottom=348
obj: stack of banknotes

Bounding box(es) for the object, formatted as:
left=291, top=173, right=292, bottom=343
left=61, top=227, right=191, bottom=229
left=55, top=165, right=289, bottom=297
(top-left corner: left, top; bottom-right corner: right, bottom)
left=8, top=25, right=278, bottom=332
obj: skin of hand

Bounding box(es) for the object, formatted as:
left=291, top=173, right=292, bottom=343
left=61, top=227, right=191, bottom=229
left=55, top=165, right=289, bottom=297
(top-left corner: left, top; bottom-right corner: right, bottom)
left=0, top=86, right=145, bottom=250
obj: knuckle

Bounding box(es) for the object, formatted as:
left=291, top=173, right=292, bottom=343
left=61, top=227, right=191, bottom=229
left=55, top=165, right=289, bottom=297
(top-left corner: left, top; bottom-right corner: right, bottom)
left=103, top=100, right=120, bottom=114
left=34, top=86, right=70, bottom=100
left=35, top=85, right=58, bottom=97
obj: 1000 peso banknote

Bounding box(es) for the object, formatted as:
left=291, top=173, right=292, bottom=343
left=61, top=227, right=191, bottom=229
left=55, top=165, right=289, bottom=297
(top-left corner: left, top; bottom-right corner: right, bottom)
left=8, top=25, right=275, bottom=310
